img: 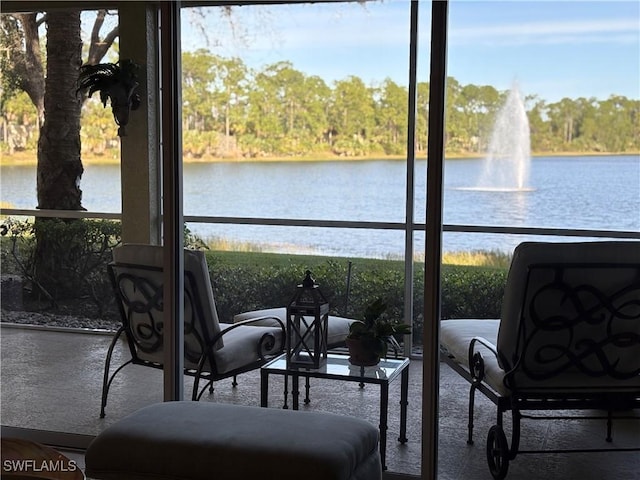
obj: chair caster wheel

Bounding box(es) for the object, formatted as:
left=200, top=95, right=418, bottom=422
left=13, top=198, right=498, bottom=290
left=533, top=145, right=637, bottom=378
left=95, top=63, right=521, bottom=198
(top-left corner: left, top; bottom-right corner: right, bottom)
left=486, top=425, right=509, bottom=480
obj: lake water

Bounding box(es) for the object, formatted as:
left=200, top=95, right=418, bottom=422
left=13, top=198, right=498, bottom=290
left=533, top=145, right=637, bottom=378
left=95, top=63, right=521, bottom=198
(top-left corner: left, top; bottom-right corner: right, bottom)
left=1, top=155, right=639, bottom=257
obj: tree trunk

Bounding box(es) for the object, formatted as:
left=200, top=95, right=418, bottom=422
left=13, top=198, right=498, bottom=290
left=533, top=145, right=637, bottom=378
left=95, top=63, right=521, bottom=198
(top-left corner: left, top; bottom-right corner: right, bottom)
left=36, top=10, right=83, bottom=211
left=33, top=10, right=83, bottom=302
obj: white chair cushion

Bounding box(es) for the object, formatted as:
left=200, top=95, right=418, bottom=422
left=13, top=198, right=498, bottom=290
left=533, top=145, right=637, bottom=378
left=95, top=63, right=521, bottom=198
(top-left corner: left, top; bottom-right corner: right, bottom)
left=214, top=323, right=284, bottom=374
left=234, top=307, right=356, bottom=348
left=440, top=319, right=507, bottom=396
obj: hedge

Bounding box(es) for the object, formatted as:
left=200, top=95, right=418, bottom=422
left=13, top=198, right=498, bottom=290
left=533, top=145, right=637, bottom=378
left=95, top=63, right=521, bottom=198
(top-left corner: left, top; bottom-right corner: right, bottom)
left=0, top=219, right=508, bottom=345
left=206, top=251, right=508, bottom=345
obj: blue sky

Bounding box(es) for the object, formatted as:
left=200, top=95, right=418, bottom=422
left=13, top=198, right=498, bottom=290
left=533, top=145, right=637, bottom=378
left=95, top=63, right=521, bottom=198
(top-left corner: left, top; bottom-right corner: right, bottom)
left=181, top=0, right=640, bottom=104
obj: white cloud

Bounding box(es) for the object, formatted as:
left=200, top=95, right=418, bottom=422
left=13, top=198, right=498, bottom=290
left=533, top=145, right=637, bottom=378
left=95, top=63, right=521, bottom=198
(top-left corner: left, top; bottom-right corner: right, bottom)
left=450, top=19, right=639, bottom=46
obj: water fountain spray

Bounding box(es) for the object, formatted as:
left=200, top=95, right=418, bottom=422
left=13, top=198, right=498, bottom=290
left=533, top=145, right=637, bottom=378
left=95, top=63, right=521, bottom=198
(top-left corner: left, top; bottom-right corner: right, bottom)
left=477, top=84, right=533, bottom=191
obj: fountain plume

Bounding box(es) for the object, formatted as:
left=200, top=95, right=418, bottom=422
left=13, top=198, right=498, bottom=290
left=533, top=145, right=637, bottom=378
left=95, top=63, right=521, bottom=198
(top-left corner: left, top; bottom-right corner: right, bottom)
left=477, top=84, right=533, bottom=191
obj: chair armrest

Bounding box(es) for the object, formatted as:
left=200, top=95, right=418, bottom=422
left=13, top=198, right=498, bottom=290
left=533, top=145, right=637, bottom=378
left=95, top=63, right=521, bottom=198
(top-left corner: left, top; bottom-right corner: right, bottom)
left=208, top=315, right=286, bottom=358
left=468, top=336, right=498, bottom=383
left=234, top=315, right=286, bottom=331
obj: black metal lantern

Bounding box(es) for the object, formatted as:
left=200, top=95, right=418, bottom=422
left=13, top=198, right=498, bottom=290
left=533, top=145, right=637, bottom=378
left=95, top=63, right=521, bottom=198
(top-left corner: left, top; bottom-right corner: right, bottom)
left=286, top=270, right=329, bottom=369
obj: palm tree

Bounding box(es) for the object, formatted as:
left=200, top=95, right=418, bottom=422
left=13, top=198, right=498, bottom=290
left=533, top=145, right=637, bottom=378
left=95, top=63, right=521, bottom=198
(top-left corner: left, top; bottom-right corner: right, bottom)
left=36, top=10, right=83, bottom=211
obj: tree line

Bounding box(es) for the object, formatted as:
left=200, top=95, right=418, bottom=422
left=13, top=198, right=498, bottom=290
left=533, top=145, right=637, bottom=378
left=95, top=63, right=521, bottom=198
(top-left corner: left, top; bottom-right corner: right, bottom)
left=2, top=48, right=639, bottom=160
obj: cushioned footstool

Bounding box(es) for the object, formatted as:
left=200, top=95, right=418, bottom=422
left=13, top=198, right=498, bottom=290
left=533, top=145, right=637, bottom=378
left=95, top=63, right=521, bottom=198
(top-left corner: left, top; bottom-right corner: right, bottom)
left=85, top=401, right=381, bottom=480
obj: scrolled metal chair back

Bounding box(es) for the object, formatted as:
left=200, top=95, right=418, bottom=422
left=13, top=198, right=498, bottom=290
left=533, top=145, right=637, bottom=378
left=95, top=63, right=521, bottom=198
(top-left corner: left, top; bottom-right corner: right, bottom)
left=511, top=263, right=640, bottom=387
left=110, top=263, right=211, bottom=369
left=109, top=244, right=222, bottom=371
left=497, top=241, right=640, bottom=391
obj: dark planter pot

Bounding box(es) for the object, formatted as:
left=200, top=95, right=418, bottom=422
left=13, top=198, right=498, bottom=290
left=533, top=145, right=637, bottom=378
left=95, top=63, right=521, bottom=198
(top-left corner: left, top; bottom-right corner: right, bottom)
left=345, top=337, right=381, bottom=366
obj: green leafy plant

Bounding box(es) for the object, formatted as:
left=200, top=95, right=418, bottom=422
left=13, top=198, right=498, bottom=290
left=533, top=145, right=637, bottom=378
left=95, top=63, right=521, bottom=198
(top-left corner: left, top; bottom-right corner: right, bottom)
left=346, top=298, right=411, bottom=359
left=77, top=59, right=141, bottom=136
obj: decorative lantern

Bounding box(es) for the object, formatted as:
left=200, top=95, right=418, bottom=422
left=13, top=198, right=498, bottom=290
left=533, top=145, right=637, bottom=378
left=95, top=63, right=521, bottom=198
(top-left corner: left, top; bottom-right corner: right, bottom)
left=286, top=270, right=329, bottom=369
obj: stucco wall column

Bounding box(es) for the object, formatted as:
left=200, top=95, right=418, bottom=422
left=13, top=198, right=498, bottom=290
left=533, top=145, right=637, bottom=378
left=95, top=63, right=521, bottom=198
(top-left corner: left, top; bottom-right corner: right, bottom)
left=118, top=3, right=160, bottom=244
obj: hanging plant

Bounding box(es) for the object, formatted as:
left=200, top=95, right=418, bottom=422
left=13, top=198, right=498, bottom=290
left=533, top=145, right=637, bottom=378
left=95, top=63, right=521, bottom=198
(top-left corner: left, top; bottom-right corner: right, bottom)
left=77, top=59, right=141, bottom=137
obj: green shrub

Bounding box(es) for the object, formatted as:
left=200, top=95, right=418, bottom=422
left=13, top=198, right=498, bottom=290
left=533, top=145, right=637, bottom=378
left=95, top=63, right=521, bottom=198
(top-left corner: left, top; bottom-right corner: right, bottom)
left=440, top=265, right=507, bottom=319
left=206, top=251, right=508, bottom=345
left=1, top=217, right=122, bottom=315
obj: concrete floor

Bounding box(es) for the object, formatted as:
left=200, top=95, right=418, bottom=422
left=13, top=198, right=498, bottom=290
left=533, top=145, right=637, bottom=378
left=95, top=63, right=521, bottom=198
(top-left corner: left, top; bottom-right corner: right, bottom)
left=1, top=324, right=638, bottom=479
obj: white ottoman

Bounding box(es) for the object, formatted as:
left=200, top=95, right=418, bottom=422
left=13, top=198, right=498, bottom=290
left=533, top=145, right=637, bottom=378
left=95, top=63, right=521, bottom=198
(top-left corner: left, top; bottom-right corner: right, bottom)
left=85, top=401, right=381, bottom=480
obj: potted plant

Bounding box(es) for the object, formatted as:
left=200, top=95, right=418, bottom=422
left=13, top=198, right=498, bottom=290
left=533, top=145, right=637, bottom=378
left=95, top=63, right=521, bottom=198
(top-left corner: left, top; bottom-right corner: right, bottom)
left=76, top=59, right=141, bottom=137
left=345, top=298, right=411, bottom=366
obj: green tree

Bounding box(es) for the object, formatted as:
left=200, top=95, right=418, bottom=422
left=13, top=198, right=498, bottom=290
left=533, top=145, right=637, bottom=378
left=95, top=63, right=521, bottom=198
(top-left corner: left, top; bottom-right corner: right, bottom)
left=376, top=78, right=408, bottom=154
left=300, top=75, right=331, bottom=151
left=1, top=13, right=46, bottom=127
left=80, top=97, right=119, bottom=157
left=547, top=97, right=579, bottom=149
left=595, top=96, right=636, bottom=152
left=465, top=84, right=501, bottom=153
left=456, top=84, right=480, bottom=152
left=527, top=96, right=554, bottom=152
left=245, top=63, right=285, bottom=154
left=215, top=56, right=249, bottom=144
left=329, top=75, right=375, bottom=156
left=182, top=49, right=217, bottom=131
left=415, top=81, right=430, bottom=152
left=1, top=91, right=38, bottom=153
left=444, top=76, right=465, bottom=152
left=1, top=9, right=119, bottom=208
left=3, top=28, right=640, bottom=161
left=245, top=61, right=310, bottom=155
left=569, top=97, right=598, bottom=151
left=1, top=9, right=119, bottom=300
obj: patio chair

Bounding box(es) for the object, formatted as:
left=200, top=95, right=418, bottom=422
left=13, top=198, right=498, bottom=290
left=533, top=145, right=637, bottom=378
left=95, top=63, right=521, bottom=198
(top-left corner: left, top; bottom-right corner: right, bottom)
left=100, top=243, right=285, bottom=418
left=440, top=241, right=640, bottom=479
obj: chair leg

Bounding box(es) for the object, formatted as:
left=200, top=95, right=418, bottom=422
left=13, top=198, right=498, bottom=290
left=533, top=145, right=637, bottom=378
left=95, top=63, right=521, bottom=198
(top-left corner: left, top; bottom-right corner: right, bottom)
left=100, top=327, right=126, bottom=419
left=467, top=383, right=477, bottom=444
left=192, top=376, right=200, bottom=401
left=509, top=408, right=521, bottom=460
left=194, top=378, right=215, bottom=401
left=232, top=375, right=238, bottom=387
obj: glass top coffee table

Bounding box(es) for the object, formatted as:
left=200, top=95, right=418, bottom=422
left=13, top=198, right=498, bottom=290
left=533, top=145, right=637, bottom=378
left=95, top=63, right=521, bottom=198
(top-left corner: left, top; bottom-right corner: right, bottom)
left=260, top=352, right=410, bottom=470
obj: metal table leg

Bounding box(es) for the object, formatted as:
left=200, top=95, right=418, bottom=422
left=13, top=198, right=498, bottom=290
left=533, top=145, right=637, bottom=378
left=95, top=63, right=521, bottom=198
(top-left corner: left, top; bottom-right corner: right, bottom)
left=304, top=376, right=311, bottom=404
left=260, top=369, right=268, bottom=407
left=379, top=381, right=389, bottom=470
left=282, top=373, right=289, bottom=409
left=292, top=373, right=300, bottom=410
left=399, top=366, right=409, bottom=443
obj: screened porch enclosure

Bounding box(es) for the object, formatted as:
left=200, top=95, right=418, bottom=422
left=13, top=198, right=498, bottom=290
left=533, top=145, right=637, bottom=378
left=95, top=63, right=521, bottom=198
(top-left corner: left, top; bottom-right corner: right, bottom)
left=1, top=1, right=639, bottom=480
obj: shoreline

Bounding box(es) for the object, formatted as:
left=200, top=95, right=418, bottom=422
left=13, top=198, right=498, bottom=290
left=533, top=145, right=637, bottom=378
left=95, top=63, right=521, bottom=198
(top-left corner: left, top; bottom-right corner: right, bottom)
left=1, top=150, right=637, bottom=167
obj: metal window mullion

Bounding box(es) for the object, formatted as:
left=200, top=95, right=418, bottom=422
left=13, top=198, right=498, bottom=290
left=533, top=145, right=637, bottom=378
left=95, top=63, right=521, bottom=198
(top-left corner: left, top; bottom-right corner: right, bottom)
left=160, top=0, right=184, bottom=403
left=423, top=1, right=449, bottom=479
left=403, top=0, right=419, bottom=358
